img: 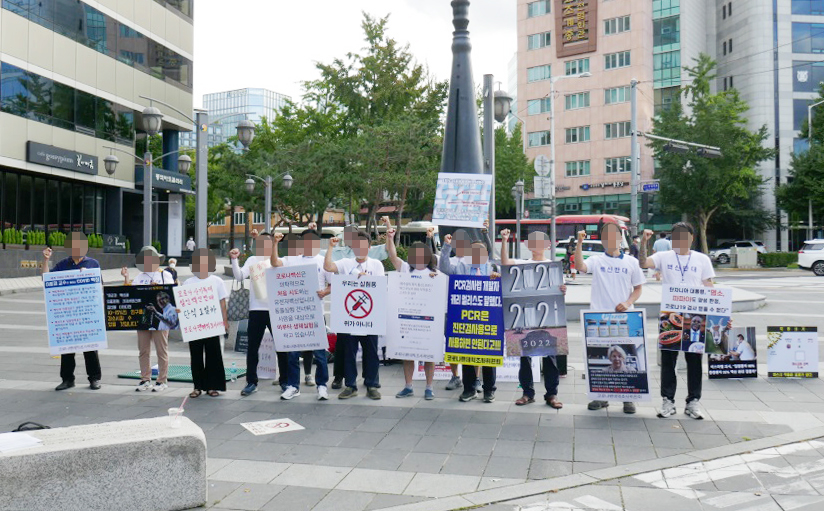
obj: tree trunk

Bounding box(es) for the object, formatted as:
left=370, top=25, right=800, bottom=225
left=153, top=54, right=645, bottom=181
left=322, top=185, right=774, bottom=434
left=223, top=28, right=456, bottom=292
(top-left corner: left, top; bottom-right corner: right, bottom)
left=316, top=208, right=325, bottom=234
left=229, top=207, right=235, bottom=250
left=244, top=212, right=251, bottom=254
left=698, top=213, right=710, bottom=255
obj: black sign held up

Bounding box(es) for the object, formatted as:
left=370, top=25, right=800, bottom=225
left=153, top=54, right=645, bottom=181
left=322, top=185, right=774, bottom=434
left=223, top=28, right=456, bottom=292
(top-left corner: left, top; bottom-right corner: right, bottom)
left=26, top=142, right=98, bottom=175
left=104, top=285, right=178, bottom=331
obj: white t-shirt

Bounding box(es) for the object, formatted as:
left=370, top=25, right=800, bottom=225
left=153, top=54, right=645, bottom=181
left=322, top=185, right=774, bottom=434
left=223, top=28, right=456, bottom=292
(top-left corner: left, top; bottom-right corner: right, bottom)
left=586, top=253, right=646, bottom=311
left=132, top=270, right=176, bottom=285
left=733, top=340, right=756, bottom=361
left=184, top=274, right=229, bottom=302
left=649, top=250, right=715, bottom=286
left=186, top=239, right=196, bottom=251
left=333, top=257, right=385, bottom=277
left=231, top=255, right=271, bottom=311
left=283, top=254, right=332, bottom=290
left=400, top=261, right=437, bottom=276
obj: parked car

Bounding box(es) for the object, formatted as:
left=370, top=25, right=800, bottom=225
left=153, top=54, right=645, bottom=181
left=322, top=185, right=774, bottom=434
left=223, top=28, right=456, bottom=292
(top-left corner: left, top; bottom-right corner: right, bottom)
left=709, top=240, right=767, bottom=264
left=798, top=240, right=824, bottom=276
left=554, top=238, right=608, bottom=260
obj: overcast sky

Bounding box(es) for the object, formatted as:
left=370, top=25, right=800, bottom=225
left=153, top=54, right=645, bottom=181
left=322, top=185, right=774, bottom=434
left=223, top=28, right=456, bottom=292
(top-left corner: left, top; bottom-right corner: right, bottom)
left=193, top=0, right=517, bottom=108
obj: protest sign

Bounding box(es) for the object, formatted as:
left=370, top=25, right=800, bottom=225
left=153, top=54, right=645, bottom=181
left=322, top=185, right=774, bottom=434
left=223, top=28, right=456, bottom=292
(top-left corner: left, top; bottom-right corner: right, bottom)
left=330, top=274, right=388, bottom=335
left=104, top=285, right=178, bottom=331
left=658, top=284, right=732, bottom=355
left=248, top=259, right=271, bottom=301
left=173, top=281, right=225, bottom=342
left=767, top=326, right=818, bottom=378
left=502, top=261, right=567, bottom=358
left=412, top=357, right=539, bottom=382
left=709, top=327, right=757, bottom=379
left=267, top=264, right=327, bottom=351
left=241, top=418, right=304, bottom=436
left=444, top=275, right=505, bottom=367
left=257, top=330, right=278, bottom=380
left=432, top=172, right=493, bottom=228
left=582, top=310, right=650, bottom=402
left=386, top=272, right=447, bottom=362
left=43, top=269, right=107, bottom=355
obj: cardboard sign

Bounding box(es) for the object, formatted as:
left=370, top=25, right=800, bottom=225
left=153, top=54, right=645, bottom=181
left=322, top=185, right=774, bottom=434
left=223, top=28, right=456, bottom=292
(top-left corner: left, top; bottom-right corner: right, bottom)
left=257, top=330, right=278, bottom=379
left=248, top=259, right=271, bottom=301
left=432, top=172, right=493, bottom=228
left=43, top=269, right=107, bottom=355
left=173, top=281, right=226, bottom=342
left=767, top=326, right=818, bottom=378
left=104, top=285, right=178, bottom=331
left=709, top=327, right=757, bottom=379
left=659, top=284, right=732, bottom=354
left=330, top=274, right=388, bottom=335
left=582, top=310, right=650, bottom=402
left=241, top=418, right=305, bottom=436
left=444, top=275, right=505, bottom=367
left=386, top=272, right=447, bottom=362
left=267, top=264, right=328, bottom=351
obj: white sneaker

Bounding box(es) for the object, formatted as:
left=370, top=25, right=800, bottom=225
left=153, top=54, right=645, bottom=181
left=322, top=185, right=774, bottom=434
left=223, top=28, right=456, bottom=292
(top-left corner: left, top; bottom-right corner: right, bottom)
left=281, top=386, right=300, bottom=400
left=657, top=398, right=676, bottom=418
left=304, top=375, right=315, bottom=387
left=684, top=400, right=704, bottom=420
left=135, top=380, right=152, bottom=392
left=317, top=385, right=328, bottom=401
left=152, top=382, right=168, bottom=393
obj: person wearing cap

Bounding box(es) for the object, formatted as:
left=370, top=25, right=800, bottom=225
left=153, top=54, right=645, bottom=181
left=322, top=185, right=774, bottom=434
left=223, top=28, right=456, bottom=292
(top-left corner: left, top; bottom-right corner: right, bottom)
left=121, top=246, right=177, bottom=393
left=42, top=232, right=103, bottom=391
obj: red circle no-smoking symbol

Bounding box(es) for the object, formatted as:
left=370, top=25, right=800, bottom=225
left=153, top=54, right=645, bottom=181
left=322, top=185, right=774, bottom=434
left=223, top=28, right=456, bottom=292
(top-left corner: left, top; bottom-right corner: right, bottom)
left=345, top=290, right=373, bottom=319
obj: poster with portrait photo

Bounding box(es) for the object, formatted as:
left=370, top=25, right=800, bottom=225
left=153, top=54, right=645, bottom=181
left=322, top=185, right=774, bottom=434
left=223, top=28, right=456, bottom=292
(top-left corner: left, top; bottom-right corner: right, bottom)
left=104, top=285, right=179, bottom=331
left=581, top=310, right=650, bottom=402
left=708, top=327, right=757, bottom=379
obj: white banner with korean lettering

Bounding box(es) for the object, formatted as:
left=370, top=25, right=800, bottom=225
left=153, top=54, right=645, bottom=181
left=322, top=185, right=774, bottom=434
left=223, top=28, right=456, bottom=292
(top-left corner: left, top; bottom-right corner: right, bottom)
left=386, top=272, right=447, bottom=362
left=44, top=269, right=108, bottom=355
left=266, top=264, right=328, bottom=352
left=432, top=172, right=493, bottom=228
left=658, top=284, right=733, bottom=355
left=248, top=259, right=271, bottom=301
left=330, top=274, right=388, bottom=336
left=173, top=281, right=226, bottom=342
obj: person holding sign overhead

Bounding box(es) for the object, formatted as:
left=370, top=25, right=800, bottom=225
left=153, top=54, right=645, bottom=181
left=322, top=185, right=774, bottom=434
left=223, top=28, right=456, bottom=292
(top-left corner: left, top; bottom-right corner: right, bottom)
left=324, top=230, right=385, bottom=400
left=638, top=222, right=717, bottom=420
left=575, top=225, right=645, bottom=414
left=42, top=232, right=102, bottom=391
left=500, top=229, right=566, bottom=409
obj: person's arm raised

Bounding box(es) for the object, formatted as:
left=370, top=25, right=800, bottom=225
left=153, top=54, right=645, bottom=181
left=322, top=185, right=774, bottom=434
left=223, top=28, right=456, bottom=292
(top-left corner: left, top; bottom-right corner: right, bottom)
left=638, top=229, right=656, bottom=269
left=385, top=227, right=404, bottom=271
left=499, top=229, right=512, bottom=267
left=270, top=233, right=284, bottom=267
left=574, top=231, right=588, bottom=274
left=324, top=238, right=340, bottom=273
left=41, top=248, right=52, bottom=275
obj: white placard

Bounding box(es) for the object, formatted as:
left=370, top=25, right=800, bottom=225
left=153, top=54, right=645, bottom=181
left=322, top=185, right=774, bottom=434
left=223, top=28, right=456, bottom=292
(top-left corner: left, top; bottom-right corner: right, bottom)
left=331, top=274, right=388, bottom=335
left=173, top=281, right=226, bottom=342
left=248, top=259, right=271, bottom=301
left=432, top=172, right=493, bottom=228
left=257, top=330, right=277, bottom=380
left=582, top=310, right=650, bottom=402
left=44, top=269, right=107, bottom=355
left=412, top=357, right=539, bottom=382
left=266, top=264, right=328, bottom=352
left=386, top=272, right=447, bottom=362
left=241, top=418, right=305, bottom=436
left=767, top=327, right=819, bottom=378
left=659, top=284, right=732, bottom=355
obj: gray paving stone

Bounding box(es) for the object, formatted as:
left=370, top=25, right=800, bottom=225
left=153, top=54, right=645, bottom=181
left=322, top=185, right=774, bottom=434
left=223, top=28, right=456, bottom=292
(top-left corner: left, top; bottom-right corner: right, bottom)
left=492, top=439, right=535, bottom=459
left=572, top=461, right=615, bottom=473
left=453, top=436, right=497, bottom=456
left=609, top=417, right=648, bottom=431
left=370, top=407, right=409, bottom=420
left=213, top=483, right=285, bottom=510
left=338, top=405, right=377, bottom=417
left=405, top=408, right=442, bottom=421
left=621, top=484, right=704, bottom=511
left=687, top=433, right=731, bottom=449
left=463, top=423, right=502, bottom=439
left=427, top=421, right=465, bottom=437
left=441, top=454, right=490, bottom=476
left=299, top=429, right=351, bottom=447
left=398, top=452, right=448, bottom=473
left=537, top=426, right=574, bottom=442
left=574, top=427, right=614, bottom=445
left=644, top=418, right=686, bottom=433
left=573, top=443, right=615, bottom=463
left=503, top=413, right=540, bottom=426
left=324, top=416, right=367, bottom=431
left=498, top=424, right=538, bottom=441
left=528, top=459, right=573, bottom=480
left=435, top=410, right=474, bottom=423
left=340, top=430, right=385, bottom=449
left=650, top=431, right=694, bottom=449
left=472, top=411, right=508, bottom=424
left=365, top=494, right=429, bottom=510
left=612, top=431, right=653, bottom=447
left=356, top=417, right=400, bottom=433
left=484, top=456, right=530, bottom=479
left=205, top=480, right=242, bottom=508
left=532, top=441, right=573, bottom=461
left=356, top=449, right=409, bottom=471
left=375, top=433, right=423, bottom=451
left=336, top=468, right=416, bottom=494
left=615, top=445, right=658, bottom=464
left=413, top=434, right=459, bottom=454
left=312, top=489, right=375, bottom=511
left=209, top=440, right=268, bottom=461
left=391, top=419, right=434, bottom=435
left=573, top=415, right=611, bottom=429
left=317, top=446, right=370, bottom=467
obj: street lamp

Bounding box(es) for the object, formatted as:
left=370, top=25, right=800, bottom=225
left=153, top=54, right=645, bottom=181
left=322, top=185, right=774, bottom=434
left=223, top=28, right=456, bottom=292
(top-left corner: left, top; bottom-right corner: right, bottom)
left=245, top=173, right=294, bottom=233
left=237, top=120, right=256, bottom=149
left=511, top=179, right=525, bottom=259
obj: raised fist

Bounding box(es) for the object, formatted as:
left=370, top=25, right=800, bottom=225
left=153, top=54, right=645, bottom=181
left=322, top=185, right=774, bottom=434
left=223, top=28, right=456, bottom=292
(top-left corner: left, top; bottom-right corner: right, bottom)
left=329, top=237, right=340, bottom=247
left=380, top=216, right=391, bottom=227
left=642, top=229, right=654, bottom=240
left=500, top=229, right=511, bottom=240
left=577, top=230, right=587, bottom=241
left=426, top=227, right=435, bottom=238
left=120, top=267, right=129, bottom=278
left=443, top=234, right=453, bottom=245
left=43, top=247, right=52, bottom=260
left=274, top=233, right=284, bottom=242
left=229, top=248, right=240, bottom=260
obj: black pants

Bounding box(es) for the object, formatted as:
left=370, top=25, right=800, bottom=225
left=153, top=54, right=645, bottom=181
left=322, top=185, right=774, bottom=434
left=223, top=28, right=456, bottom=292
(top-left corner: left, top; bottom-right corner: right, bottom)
left=60, top=351, right=101, bottom=383
left=660, top=350, right=703, bottom=403
left=333, top=333, right=349, bottom=381
left=519, top=356, right=559, bottom=399
left=463, top=365, right=496, bottom=394
left=303, top=351, right=313, bottom=375
left=557, top=355, right=568, bottom=376
left=189, top=336, right=226, bottom=391
left=246, top=310, right=289, bottom=386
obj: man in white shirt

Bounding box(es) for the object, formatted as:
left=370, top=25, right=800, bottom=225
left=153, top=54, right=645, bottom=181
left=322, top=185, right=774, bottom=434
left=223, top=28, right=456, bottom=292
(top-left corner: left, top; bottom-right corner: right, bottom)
left=575, top=225, right=645, bottom=414
left=730, top=333, right=756, bottom=361
left=324, top=231, right=385, bottom=400
left=639, top=222, right=718, bottom=420
left=186, top=237, right=196, bottom=252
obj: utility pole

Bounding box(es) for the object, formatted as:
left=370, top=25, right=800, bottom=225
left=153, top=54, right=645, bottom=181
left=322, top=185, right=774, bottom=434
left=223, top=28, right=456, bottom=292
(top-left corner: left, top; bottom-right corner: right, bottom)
left=195, top=110, right=209, bottom=249
left=630, top=79, right=639, bottom=237
left=143, top=151, right=153, bottom=248
left=483, top=74, right=496, bottom=250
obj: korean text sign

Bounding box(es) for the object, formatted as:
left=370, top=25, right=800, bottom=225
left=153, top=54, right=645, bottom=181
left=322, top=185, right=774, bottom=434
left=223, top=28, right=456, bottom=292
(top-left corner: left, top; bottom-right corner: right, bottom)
left=432, top=172, right=493, bottom=228
left=659, top=284, right=732, bottom=355
left=386, top=272, right=447, bottom=362
left=767, top=326, right=818, bottom=378
left=173, top=281, right=225, bottom=342
left=708, top=326, right=758, bottom=379
left=330, top=274, right=388, bottom=336
left=267, top=264, right=328, bottom=351
left=104, top=285, right=178, bottom=331
left=44, top=269, right=107, bottom=355
left=248, top=259, right=271, bottom=301
left=444, top=275, right=505, bottom=367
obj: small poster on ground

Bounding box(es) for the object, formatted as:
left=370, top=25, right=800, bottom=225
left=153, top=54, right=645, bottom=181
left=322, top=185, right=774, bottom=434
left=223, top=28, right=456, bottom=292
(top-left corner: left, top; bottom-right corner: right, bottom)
left=659, top=284, right=732, bottom=355
left=444, top=275, right=505, bottom=367
left=173, top=281, right=225, bottom=342
left=241, top=418, right=305, bottom=436
left=330, top=274, right=388, bottom=336
left=767, top=326, right=819, bottom=378
left=432, top=172, right=493, bottom=228
left=708, top=327, right=758, bottom=379
left=43, top=269, right=107, bottom=355
left=582, top=310, right=650, bottom=402
left=104, top=285, right=178, bottom=331
left=267, top=264, right=327, bottom=352
left=386, top=272, right=447, bottom=362
left=501, top=261, right=568, bottom=358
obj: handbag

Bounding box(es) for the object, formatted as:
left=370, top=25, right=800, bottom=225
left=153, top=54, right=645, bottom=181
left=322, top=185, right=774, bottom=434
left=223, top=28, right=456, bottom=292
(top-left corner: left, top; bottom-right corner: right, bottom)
left=227, top=278, right=250, bottom=322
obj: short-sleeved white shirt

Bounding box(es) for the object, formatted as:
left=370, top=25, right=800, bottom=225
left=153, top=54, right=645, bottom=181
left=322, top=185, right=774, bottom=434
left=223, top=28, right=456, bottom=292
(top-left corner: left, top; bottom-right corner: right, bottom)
left=334, top=257, right=385, bottom=277
left=585, top=253, right=646, bottom=311
left=283, top=254, right=332, bottom=290
left=132, top=270, right=175, bottom=285
left=649, top=250, right=714, bottom=286
left=184, top=274, right=229, bottom=302
left=733, top=340, right=756, bottom=361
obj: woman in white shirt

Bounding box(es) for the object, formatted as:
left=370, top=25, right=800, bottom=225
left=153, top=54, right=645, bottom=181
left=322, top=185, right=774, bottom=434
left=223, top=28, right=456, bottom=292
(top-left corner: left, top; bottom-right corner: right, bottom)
left=120, top=246, right=176, bottom=393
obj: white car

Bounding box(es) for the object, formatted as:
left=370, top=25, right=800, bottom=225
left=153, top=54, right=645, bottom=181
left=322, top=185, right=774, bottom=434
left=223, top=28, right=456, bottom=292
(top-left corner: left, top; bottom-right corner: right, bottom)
left=709, top=240, right=767, bottom=264
left=799, top=239, right=824, bottom=276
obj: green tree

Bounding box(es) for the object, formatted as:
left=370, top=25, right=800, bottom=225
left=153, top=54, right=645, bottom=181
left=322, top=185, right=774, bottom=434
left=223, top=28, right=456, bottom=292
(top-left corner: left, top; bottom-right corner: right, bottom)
left=493, top=123, right=532, bottom=217
left=648, top=54, right=775, bottom=253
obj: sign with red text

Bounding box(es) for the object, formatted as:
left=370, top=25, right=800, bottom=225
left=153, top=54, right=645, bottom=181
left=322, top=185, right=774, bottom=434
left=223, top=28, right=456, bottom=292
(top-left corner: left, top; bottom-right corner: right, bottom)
left=266, top=264, right=327, bottom=352
left=173, top=282, right=225, bottom=342
left=331, top=274, right=388, bottom=335
left=659, top=284, right=732, bottom=355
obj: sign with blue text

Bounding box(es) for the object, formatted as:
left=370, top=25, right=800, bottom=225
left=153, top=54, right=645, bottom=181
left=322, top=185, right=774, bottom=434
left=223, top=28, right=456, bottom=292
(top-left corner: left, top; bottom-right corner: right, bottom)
left=444, top=275, right=505, bottom=367
left=432, top=173, right=493, bottom=228
left=642, top=182, right=660, bottom=192
left=44, top=269, right=107, bottom=355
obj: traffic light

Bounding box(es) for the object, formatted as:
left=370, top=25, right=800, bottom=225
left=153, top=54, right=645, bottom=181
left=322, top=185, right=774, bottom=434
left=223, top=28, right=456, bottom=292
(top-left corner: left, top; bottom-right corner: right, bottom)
left=641, top=193, right=654, bottom=223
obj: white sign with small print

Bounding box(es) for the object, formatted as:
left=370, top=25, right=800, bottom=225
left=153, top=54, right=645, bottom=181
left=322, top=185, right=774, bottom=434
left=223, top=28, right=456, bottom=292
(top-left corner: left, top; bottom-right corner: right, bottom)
left=240, top=418, right=305, bottom=436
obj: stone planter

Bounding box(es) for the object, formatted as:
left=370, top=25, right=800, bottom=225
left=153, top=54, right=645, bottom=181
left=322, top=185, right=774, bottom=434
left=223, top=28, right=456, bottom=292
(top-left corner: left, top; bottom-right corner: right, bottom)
left=4, top=244, right=25, bottom=250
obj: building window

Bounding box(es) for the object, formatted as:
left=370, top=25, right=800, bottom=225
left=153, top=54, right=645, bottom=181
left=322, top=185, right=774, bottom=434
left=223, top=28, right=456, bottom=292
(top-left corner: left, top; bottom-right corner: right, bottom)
left=213, top=216, right=227, bottom=226
left=728, top=38, right=733, bottom=53
left=605, top=157, right=632, bottom=174
left=527, top=32, right=552, bottom=50
left=252, top=212, right=266, bottom=224
left=604, top=121, right=632, bottom=139
left=793, top=0, right=824, bottom=15
left=654, top=87, right=680, bottom=113
left=728, top=2, right=732, bottom=15
left=528, top=131, right=551, bottom=147
left=793, top=23, right=824, bottom=53
left=565, top=58, right=590, bottom=76
left=233, top=212, right=246, bottom=225
left=564, top=92, right=590, bottom=110
left=604, top=16, right=631, bottom=35
left=565, top=161, right=590, bottom=177
left=729, top=76, right=733, bottom=88
left=564, top=203, right=580, bottom=212
left=653, top=0, right=680, bottom=18
left=605, top=51, right=631, bottom=70
left=654, top=50, right=681, bottom=87
left=527, top=65, right=552, bottom=82
left=653, top=16, right=680, bottom=50
left=527, top=0, right=550, bottom=17
left=565, top=126, right=591, bottom=143
left=723, top=77, right=728, bottom=91
left=604, top=86, right=630, bottom=105
left=722, top=4, right=726, bottom=18
left=723, top=41, right=727, bottom=56
left=527, top=98, right=552, bottom=115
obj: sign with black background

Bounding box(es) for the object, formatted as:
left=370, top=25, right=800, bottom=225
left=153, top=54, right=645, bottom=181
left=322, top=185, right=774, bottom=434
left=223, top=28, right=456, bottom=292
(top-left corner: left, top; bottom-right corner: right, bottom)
left=104, top=285, right=178, bottom=331
left=27, top=142, right=98, bottom=175
left=135, top=167, right=192, bottom=193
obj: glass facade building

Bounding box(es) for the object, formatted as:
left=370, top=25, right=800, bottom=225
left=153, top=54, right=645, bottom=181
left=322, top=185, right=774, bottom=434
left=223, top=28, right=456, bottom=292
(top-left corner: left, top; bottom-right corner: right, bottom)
left=203, top=88, right=291, bottom=148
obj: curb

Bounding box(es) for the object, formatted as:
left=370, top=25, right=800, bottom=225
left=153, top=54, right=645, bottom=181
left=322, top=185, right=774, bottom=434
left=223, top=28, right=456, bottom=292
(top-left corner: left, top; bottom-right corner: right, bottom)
left=373, top=425, right=824, bottom=511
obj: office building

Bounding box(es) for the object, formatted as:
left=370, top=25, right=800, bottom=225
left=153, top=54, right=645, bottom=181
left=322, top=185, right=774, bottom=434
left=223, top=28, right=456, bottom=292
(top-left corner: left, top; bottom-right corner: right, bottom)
left=180, top=122, right=224, bottom=149
left=202, top=88, right=290, bottom=148
left=0, top=0, right=194, bottom=255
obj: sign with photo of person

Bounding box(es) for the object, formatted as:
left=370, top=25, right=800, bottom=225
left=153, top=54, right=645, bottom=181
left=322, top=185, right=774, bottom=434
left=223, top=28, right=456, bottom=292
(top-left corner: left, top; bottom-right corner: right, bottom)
left=708, top=327, right=758, bottom=379
left=581, top=310, right=650, bottom=401
left=386, top=272, right=448, bottom=362
left=658, top=284, right=732, bottom=355
left=104, top=285, right=178, bottom=331
left=501, top=261, right=568, bottom=358
left=767, top=326, right=819, bottom=378
left=444, top=275, right=505, bottom=367
left=43, top=269, right=108, bottom=355
left=173, top=281, right=225, bottom=342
